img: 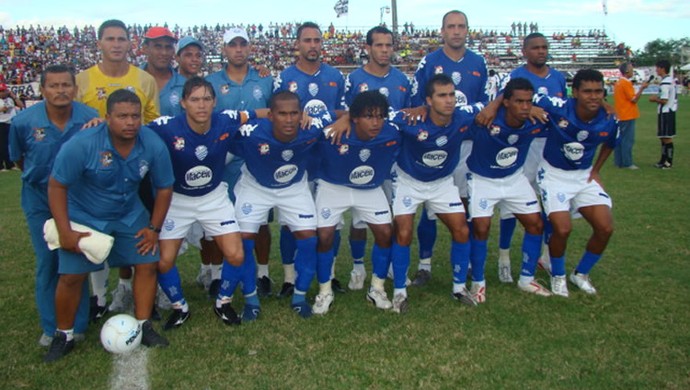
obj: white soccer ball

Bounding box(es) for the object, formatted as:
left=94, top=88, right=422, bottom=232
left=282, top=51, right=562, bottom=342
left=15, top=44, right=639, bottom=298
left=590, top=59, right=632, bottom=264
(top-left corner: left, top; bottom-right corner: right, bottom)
left=100, top=314, right=142, bottom=354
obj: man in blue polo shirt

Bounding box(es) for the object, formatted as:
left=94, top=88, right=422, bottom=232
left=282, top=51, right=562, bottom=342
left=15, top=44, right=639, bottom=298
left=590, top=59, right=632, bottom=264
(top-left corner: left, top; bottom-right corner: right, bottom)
left=141, top=26, right=187, bottom=117
left=9, top=65, right=96, bottom=348
left=44, top=90, right=174, bottom=362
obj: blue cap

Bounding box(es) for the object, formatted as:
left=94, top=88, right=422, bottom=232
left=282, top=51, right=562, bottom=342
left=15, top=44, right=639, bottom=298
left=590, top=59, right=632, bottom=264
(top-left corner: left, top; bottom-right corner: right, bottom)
left=176, top=36, right=204, bottom=55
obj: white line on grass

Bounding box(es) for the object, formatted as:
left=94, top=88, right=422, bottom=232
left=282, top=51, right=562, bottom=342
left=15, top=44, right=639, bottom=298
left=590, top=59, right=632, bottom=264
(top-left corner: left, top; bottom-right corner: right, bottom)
left=109, top=347, right=150, bottom=390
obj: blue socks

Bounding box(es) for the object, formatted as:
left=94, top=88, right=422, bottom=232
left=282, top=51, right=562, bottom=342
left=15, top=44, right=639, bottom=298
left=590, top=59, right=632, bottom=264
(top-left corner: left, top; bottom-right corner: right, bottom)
left=417, top=208, right=436, bottom=259
left=467, top=239, right=484, bottom=283
left=391, top=242, right=410, bottom=289
left=280, top=226, right=297, bottom=265
left=371, top=244, right=391, bottom=279
left=519, top=233, right=542, bottom=277
left=349, top=239, right=366, bottom=260
left=294, top=236, right=317, bottom=293
left=158, top=265, right=185, bottom=303
left=317, top=249, right=335, bottom=284
left=575, top=251, right=602, bottom=274
left=499, top=217, right=517, bottom=249
left=241, top=239, right=258, bottom=296
left=551, top=256, right=566, bottom=277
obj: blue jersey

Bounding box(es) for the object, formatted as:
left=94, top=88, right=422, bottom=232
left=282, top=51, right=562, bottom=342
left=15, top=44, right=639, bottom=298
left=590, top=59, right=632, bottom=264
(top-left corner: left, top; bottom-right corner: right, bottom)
left=502, top=66, right=567, bottom=99
left=51, top=123, right=174, bottom=230
left=344, top=67, right=411, bottom=111
left=206, top=67, right=273, bottom=111
left=393, top=105, right=480, bottom=182
left=273, top=64, right=346, bottom=114
left=9, top=101, right=98, bottom=188
left=535, top=96, right=619, bottom=170
left=141, top=64, right=187, bottom=117
left=467, top=107, right=546, bottom=178
left=317, top=122, right=400, bottom=189
left=411, top=48, right=489, bottom=107
left=230, top=115, right=328, bottom=188
left=147, top=110, right=253, bottom=196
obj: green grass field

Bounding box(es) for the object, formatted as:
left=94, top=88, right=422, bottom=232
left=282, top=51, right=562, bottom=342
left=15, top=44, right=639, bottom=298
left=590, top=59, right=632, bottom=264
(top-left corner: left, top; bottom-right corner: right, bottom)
left=1, top=96, right=688, bottom=389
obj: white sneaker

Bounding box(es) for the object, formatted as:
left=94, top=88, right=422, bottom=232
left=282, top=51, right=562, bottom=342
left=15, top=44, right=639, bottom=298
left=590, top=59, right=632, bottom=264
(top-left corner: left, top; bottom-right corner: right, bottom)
left=550, top=275, right=569, bottom=297
left=108, top=284, right=133, bottom=312
left=538, top=256, right=552, bottom=275
left=392, top=293, right=409, bottom=314
left=470, top=283, right=486, bottom=303
left=312, top=292, right=334, bottom=315
left=517, top=279, right=553, bottom=296
left=156, top=286, right=172, bottom=310
left=569, top=272, right=597, bottom=295
left=348, top=269, right=366, bottom=290
left=498, top=262, right=513, bottom=283
left=196, top=268, right=212, bottom=290
left=366, top=287, right=393, bottom=310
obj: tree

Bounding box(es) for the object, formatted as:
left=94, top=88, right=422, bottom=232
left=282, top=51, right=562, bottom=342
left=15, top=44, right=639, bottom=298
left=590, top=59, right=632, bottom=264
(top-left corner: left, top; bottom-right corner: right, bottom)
left=633, top=37, right=690, bottom=66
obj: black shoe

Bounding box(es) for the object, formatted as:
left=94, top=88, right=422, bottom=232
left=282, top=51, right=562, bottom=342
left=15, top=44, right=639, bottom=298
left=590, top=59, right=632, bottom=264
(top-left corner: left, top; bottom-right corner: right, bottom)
left=150, top=307, right=161, bottom=321
left=276, top=282, right=294, bottom=299
left=331, top=278, right=346, bottom=293
left=141, top=320, right=169, bottom=347
left=208, top=279, right=221, bottom=300
left=214, top=302, right=241, bottom=326
left=411, top=269, right=432, bottom=287
left=44, top=332, right=74, bottom=363
left=257, top=276, right=272, bottom=297
left=89, top=295, right=108, bottom=323
left=163, top=309, right=190, bottom=330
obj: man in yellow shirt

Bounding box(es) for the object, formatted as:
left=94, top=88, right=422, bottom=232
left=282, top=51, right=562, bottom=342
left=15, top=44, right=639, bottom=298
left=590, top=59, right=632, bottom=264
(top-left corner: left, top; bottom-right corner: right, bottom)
left=613, top=62, right=649, bottom=169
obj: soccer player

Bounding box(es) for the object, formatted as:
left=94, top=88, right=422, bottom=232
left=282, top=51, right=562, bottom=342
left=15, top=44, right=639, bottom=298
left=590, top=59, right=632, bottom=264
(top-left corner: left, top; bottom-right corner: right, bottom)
left=390, top=74, right=484, bottom=313
left=231, top=91, right=326, bottom=318
left=314, top=91, right=400, bottom=314
left=342, top=26, right=411, bottom=291
left=9, top=65, right=96, bottom=347
left=534, top=69, right=618, bottom=297
left=408, top=10, right=489, bottom=286
left=466, top=78, right=552, bottom=302
left=44, top=90, right=173, bottom=362
left=148, top=77, right=256, bottom=328
left=273, top=21, right=346, bottom=296
left=613, top=62, right=649, bottom=170
left=176, top=36, right=204, bottom=80
left=649, top=59, right=677, bottom=169
left=141, top=26, right=186, bottom=117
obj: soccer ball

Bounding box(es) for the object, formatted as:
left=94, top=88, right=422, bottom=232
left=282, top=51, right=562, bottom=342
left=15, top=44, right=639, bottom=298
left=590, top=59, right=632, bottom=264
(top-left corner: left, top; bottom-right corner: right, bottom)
left=100, top=314, right=142, bottom=354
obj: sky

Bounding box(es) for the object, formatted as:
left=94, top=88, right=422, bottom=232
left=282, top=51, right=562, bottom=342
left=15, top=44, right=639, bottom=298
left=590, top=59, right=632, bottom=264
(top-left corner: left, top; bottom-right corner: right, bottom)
left=1, top=0, right=688, bottom=52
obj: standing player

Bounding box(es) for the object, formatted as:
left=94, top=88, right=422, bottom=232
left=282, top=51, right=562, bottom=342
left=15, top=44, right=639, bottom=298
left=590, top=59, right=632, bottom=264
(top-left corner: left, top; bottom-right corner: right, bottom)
left=0, top=83, right=23, bottom=171
left=342, top=25, right=411, bottom=290
left=390, top=74, right=484, bottom=313
left=649, top=59, right=677, bottom=169
left=408, top=10, right=489, bottom=286
left=141, top=26, right=186, bottom=117
left=44, top=90, right=173, bottom=362
left=9, top=65, right=96, bottom=347
left=176, top=36, right=204, bottom=80
left=534, top=69, right=618, bottom=297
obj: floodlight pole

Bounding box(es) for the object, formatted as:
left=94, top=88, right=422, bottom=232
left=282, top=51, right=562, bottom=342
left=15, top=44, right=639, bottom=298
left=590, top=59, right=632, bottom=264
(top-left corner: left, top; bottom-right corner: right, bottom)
left=391, top=0, right=398, bottom=36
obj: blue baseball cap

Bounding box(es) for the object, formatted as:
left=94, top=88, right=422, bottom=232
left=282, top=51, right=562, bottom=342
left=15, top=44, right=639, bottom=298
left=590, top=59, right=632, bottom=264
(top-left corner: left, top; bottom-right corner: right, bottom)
left=176, top=36, right=204, bottom=55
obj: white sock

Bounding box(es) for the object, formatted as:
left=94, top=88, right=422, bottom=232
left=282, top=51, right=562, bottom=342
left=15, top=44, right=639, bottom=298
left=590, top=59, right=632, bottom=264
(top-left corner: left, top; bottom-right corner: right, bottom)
left=473, top=280, right=486, bottom=288
left=319, top=281, right=332, bottom=295
left=257, top=264, right=269, bottom=279
left=119, top=278, right=132, bottom=290
left=498, top=248, right=510, bottom=263
left=172, top=300, right=189, bottom=312
left=90, top=265, right=109, bottom=306
left=419, top=258, right=431, bottom=272
left=371, top=276, right=385, bottom=291
left=210, top=264, right=222, bottom=281
left=519, top=275, right=534, bottom=285
left=283, top=264, right=296, bottom=284
left=393, top=287, right=407, bottom=297
left=58, top=328, right=74, bottom=342
left=200, top=263, right=211, bottom=273
left=353, top=262, right=365, bottom=274
left=216, top=295, right=232, bottom=308
left=330, top=257, right=337, bottom=279
left=452, top=282, right=466, bottom=294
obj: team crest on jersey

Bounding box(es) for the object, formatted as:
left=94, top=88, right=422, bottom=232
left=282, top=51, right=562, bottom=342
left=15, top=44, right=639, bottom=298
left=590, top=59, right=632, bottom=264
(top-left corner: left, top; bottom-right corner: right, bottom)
left=417, top=130, right=428, bottom=142
left=321, top=207, right=332, bottom=219
left=281, top=149, right=294, bottom=162
left=490, top=125, right=501, bottom=136
left=221, top=85, right=230, bottom=95
left=434, top=66, right=444, bottom=75
left=338, top=144, right=349, bottom=155
left=308, top=82, right=319, bottom=97
left=195, top=145, right=208, bottom=161
left=173, top=137, right=185, bottom=151
left=435, top=136, right=448, bottom=147
left=126, top=86, right=136, bottom=93
left=358, top=83, right=369, bottom=93
left=576, top=130, right=589, bottom=142
left=97, top=88, right=107, bottom=100
left=258, top=143, right=270, bottom=155
left=100, top=151, right=113, bottom=167
left=508, top=134, right=519, bottom=145
left=139, top=160, right=150, bottom=178
left=163, top=218, right=175, bottom=231
left=169, top=91, right=180, bottom=107
left=403, top=196, right=412, bottom=208
left=253, top=86, right=264, bottom=100
left=537, top=86, right=549, bottom=96
left=32, top=128, right=46, bottom=141
left=359, top=148, right=371, bottom=162
left=451, top=72, right=462, bottom=85
left=241, top=203, right=253, bottom=215
left=379, top=87, right=389, bottom=97
left=558, top=118, right=569, bottom=128
left=288, top=81, right=298, bottom=93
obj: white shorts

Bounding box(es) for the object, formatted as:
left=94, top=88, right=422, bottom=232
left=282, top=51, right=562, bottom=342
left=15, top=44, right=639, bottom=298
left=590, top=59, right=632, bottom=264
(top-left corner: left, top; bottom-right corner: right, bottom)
left=468, top=169, right=541, bottom=219
left=536, top=161, right=613, bottom=216
left=160, top=183, right=239, bottom=240
left=452, top=140, right=473, bottom=198
left=315, top=180, right=392, bottom=229
left=524, top=137, right=546, bottom=188
left=391, top=165, right=465, bottom=218
left=234, top=171, right=316, bottom=233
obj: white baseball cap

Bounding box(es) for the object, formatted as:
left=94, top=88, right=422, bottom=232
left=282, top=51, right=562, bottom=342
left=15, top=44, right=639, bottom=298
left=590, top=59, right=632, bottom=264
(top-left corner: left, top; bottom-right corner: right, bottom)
left=223, top=27, right=249, bottom=44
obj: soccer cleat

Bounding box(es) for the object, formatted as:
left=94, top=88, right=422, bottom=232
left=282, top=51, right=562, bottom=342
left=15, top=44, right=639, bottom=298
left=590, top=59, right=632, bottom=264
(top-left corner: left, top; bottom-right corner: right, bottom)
left=89, top=295, right=108, bottom=323
left=108, top=284, right=134, bottom=313
left=366, top=288, right=393, bottom=310
left=43, top=332, right=74, bottom=363
left=537, top=256, right=552, bottom=275
left=156, top=286, right=172, bottom=311
left=40, top=333, right=84, bottom=347
left=517, top=280, right=553, bottom=296
left=163, top=309, right=191, bottom=330
left=348, top=269, right=366, bottom=290
left=550, top=275, right=569, bottom=297
left=655, top=162, right=672, bottom=169
left=141, top=320, right=169, bottom=347
left=196, top=268, right=212, bottom=290
left=150, top=307, right=161, bottom=322
left=291, top=301, right=313, bottom=318
left=313, top=292, right=334, bottom=315
left=331, top=278, right=346, bottom=293
left=498, top=262, right=513, bottom=283
left=470, top=284, right=486, bottom=304
left=242, top=304, right=261, bottom=322
left=214, top=302, right=241, bottom=326
left=208, top=279, right=221, bottom=300
left=276, top=282, right=295, bottom=299
left=451, top=287, right=478, bottom=307
left=392, top=293, right=409, bottom=314
left=411, top=269, right=431, bottom=286
left=569, top=272, right=597, bottom=295
left=256, top=276, right=273, bottom=297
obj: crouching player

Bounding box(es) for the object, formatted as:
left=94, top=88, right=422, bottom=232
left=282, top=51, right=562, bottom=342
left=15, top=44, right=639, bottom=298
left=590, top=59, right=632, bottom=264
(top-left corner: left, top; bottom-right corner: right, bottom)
left=535, top=69, right=618, bottom=297
left=466, top=77, right=552, bottom=302
left=313, top=91, right=400, bottom=314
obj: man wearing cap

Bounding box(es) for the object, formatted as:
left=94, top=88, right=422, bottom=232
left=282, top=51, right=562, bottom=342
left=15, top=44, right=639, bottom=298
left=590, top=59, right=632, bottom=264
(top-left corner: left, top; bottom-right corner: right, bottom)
left=141, top=26, right=186, bottom=117
left=176, top=36, right=204, bottom=80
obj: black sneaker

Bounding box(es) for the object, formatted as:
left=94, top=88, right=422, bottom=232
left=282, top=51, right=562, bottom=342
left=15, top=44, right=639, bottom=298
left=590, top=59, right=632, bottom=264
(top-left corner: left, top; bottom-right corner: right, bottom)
left=89, top=295, right=108, bottom=323
left=208, top=279, right=221, bottom=300
left=411, top=269, right=431, bottom=286
left=214, top=302, right=241, bottom=326
left=44, top=332, right=74, bottom=363
left=163, top=309, right=190, bottom=330
left=276, top=282, right=295, bottom=299
left=257, top=276, right=272, bottom=297
left=141, top=320, right=169, bottom=347
left=150, top=307, right=161, bottom=322
left=331, top=278, right=346, bottom=293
